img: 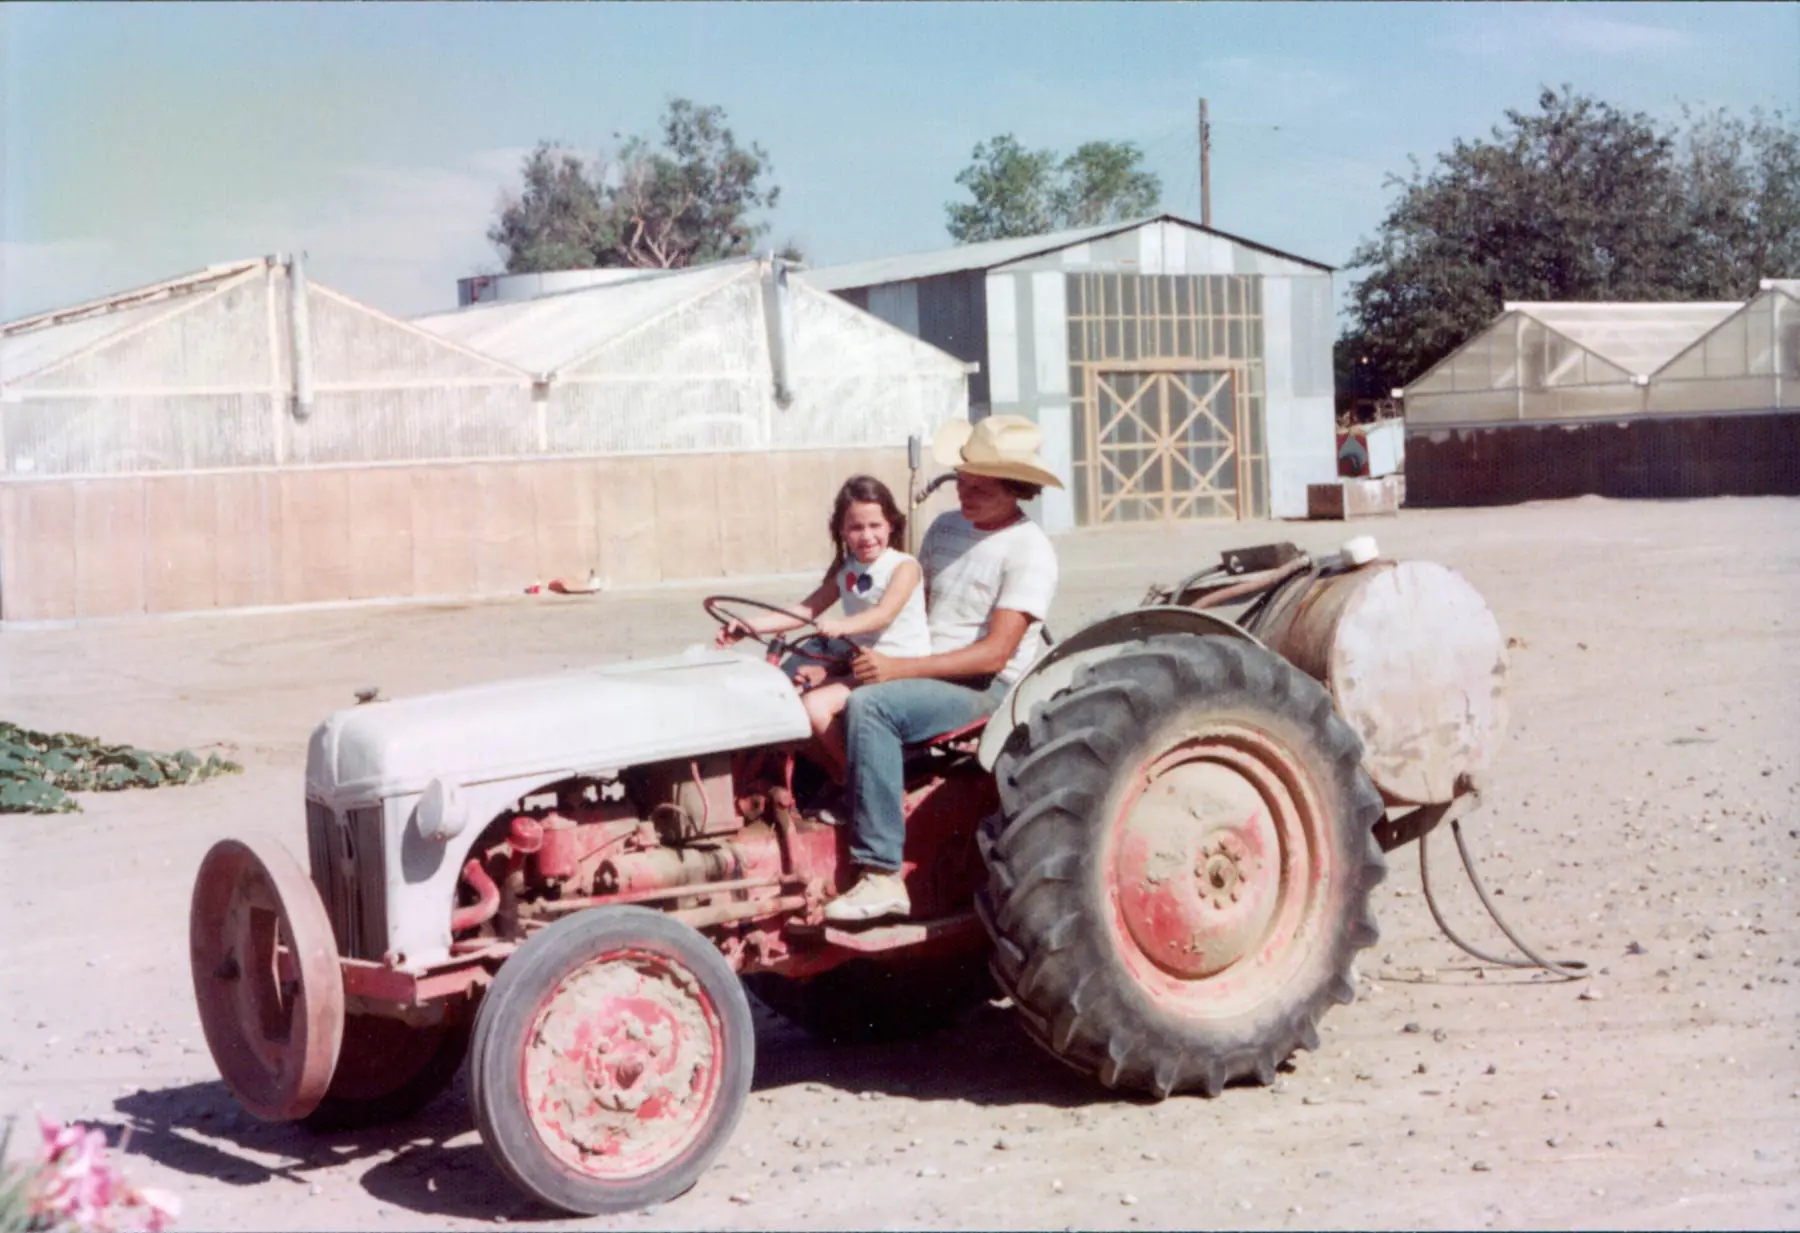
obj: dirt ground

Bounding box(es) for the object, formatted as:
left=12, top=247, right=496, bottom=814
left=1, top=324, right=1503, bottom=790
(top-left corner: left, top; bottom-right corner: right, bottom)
left=3, top=494, right=1798, bottom=1232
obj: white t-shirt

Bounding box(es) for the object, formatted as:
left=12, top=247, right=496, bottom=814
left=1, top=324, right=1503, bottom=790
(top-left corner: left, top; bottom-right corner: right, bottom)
left=919, top=511, right=1059, bottom=686
left=838, top=548, right=931, bottom=658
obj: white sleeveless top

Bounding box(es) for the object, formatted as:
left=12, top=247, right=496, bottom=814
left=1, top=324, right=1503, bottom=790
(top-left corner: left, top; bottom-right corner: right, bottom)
left=838, top=548, right=931, bottom=657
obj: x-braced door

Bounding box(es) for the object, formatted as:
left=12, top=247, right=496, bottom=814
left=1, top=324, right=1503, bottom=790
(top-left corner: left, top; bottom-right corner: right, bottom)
left=1086, top=368, right=1242, bottom=523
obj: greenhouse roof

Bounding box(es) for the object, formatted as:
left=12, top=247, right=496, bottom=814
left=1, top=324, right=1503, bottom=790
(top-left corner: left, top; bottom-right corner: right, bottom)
left=1501, top=301, right=1741, bottom=376
left=412, top=260, right=754, bottom=375
left=802, top=213, right=1331, bottom=292
left=1759, top=278, right=1800, bottom=298
left=0, top=261, right=261, bottom=386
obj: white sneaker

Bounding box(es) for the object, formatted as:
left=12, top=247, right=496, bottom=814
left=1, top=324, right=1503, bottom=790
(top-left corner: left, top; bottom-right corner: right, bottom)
left=822, top=871, right=911, bottom=923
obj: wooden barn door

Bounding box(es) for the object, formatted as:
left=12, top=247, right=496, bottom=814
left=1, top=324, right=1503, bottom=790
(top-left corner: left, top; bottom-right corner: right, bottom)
left=1085, top=367, right=1243, bottom=524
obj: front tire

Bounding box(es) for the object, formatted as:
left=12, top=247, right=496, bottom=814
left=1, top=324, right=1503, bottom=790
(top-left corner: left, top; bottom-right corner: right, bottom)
left=468, top=907, right=753, bottom=1215
left=977, top=635, right=1385, bottom=1099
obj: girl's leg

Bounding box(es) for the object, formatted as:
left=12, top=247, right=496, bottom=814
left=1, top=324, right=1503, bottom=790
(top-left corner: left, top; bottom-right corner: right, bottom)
left=800, top=678, right=854, bottom=782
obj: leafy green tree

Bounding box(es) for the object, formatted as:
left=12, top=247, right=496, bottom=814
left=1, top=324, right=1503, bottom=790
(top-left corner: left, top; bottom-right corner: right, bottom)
left=945, top=135, right=1162, bottom=243
left=489, top=99, right=782, bottom=273
left=1671, top=105, right=1800, bottom=298
left=1340, top=87, right=1800, bottom=395
left=487, top=145, right=607, bottom=274
left=1053, top=141, right=1163, bottom=228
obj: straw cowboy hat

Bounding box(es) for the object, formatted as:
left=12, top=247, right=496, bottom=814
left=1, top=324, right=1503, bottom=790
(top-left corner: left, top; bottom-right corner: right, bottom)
left=932, top=415, right=1065, bottom=490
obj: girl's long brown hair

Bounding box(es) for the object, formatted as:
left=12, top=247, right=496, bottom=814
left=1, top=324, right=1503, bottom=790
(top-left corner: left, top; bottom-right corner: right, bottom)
left=825, top=474, right=907, bottom=583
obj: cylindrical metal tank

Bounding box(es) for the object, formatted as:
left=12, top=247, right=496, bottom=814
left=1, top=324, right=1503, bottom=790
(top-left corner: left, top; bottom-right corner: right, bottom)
left=1260, top=560, right=1508, bottom=806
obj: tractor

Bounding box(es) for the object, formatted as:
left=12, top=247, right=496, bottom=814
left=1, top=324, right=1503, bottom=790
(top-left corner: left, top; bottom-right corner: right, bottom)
left=189, top=527, right=1507, bottom=1215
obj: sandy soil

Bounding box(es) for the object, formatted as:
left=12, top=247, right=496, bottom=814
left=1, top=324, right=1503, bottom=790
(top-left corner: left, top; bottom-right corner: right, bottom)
left=3, top=494, right=1797, bottom=1232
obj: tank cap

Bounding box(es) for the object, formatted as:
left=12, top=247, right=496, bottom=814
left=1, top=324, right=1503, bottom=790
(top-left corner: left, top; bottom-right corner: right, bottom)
left=1340, top=535, right=1380, bottom=567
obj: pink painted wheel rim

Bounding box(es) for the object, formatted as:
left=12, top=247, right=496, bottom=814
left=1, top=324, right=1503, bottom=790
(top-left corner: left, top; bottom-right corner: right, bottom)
left=521, top=947, right=726, bottom=1181
left=1103, top=724, right=1334, bottom=1020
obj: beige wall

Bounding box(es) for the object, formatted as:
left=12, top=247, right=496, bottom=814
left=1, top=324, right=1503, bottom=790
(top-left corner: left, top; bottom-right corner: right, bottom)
left=1, top=448, right=945, bottom=622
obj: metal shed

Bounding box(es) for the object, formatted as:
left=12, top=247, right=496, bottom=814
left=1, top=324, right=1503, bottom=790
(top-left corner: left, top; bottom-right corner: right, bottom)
left=802, top=214, right=1338, bottom=530
left=1402, top=287, right=1800, bottom=505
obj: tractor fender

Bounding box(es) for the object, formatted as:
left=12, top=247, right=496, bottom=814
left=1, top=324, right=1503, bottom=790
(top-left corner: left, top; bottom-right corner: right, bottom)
left=977, top=606, right=1262, bottom=771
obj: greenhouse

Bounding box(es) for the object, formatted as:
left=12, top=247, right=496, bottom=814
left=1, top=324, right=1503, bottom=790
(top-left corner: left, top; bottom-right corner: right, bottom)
left=1, top=256, right=970, bottom=623
left=1403, top=288, right=1800, bottom=505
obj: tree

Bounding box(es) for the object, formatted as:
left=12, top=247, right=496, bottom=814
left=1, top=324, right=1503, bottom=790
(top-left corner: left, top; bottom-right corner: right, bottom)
left=1053, top=141, right=1162, bottom=228
left=1339, top=87, right=1800, bottom=395
left=488, top=99, right=782, bottom=273
left=486, top=145, right=607, bottom=275
left=945, top=135, right=1162, bottom=243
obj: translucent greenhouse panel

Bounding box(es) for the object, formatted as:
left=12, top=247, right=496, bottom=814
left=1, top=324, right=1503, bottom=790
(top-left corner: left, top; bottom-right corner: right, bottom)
left=1525, top=385, right=1645, bottom=421
left=1403, top=389, right=1518, bottom=427
left=3, top=393, right=279, bottom=475
left=1699, top=312, right=1752, bottom=378
left=1644, top=376, right=1779, bottom=415
left=567, top=280, right=765, bottom=379
left=307, top=286, right=529, bottom=385
left=548, top=380, right=759, bottom=454
left=284, top=386, right=539, bottom=465
left=18, top=278, right=274, bottom=393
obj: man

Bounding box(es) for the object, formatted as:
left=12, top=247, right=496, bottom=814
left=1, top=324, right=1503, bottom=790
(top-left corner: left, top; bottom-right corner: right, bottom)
left=823, top=415, right=1062, bottom=923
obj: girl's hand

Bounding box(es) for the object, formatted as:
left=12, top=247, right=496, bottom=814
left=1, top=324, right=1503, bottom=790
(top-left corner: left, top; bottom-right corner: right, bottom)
left=791, top=663, right=828, bottom=692
left=814, top=616, right=847, bottom=640
left=714, top=619, right=753, bottom=648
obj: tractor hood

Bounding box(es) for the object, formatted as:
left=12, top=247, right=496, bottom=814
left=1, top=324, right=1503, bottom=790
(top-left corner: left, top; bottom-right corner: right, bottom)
left=305, top=649, right=810, bottom=803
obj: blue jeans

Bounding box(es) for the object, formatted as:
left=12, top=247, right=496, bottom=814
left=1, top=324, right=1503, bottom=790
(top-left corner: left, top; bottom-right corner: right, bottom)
left=842, top=676, right=1011, bottom=872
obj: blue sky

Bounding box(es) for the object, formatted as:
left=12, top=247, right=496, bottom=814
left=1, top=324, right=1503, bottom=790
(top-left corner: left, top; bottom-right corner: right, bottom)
left=3, top=2, right=1796, bottom=322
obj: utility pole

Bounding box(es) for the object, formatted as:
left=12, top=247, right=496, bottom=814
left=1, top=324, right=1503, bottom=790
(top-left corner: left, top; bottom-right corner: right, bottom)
left=1198, top=97, right=1212, bottom=228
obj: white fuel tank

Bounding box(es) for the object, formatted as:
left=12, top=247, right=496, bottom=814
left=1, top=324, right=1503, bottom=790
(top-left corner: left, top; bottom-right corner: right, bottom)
left=1260, top=560, right=1509, bottom=806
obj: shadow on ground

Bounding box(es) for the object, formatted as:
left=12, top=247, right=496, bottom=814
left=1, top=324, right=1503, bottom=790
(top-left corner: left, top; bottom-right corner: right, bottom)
left=94, top=997, right=1123, bottom=1220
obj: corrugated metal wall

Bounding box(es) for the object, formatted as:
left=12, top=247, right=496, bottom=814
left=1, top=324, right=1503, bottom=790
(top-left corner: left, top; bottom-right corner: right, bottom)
left=830, top=220, right=1336, bottom=527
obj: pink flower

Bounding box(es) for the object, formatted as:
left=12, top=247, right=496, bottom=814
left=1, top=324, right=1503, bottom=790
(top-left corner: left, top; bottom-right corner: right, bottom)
left=23, top=1113, right=180, bottom=1232
left=135, top=1188, right=182, bottom=1233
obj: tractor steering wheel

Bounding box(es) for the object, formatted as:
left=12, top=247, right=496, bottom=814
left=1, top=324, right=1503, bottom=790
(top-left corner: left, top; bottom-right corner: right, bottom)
left=702, top=595, right=851, bottom=669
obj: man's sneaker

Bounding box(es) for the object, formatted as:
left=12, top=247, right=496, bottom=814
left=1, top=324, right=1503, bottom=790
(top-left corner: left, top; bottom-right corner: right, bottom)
left=822, top=871, right=910, bottom=923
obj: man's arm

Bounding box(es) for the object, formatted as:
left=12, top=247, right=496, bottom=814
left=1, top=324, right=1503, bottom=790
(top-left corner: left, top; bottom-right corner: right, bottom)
left=849, top=609, right=1031, bottom=685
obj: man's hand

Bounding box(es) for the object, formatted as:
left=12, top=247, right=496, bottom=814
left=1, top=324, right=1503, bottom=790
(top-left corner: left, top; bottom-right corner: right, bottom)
left=814, top=616, right=847, bottom=640
left=851, top=648, right=905, bottom=685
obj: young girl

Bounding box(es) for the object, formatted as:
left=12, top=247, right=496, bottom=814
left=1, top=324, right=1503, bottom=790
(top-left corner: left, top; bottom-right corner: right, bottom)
left=714, top=475, right=930, bottom=779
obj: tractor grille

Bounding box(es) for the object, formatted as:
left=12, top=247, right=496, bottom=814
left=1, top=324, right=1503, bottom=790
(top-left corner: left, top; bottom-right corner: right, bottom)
left=306, top=801, right=390, bottom=961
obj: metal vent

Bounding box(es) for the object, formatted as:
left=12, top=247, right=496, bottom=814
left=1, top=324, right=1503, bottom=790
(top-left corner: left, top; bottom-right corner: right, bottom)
left=306, top=800, right=389, bottom=960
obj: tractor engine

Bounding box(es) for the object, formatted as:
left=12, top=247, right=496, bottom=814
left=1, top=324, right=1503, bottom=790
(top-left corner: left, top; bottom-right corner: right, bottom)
left=448, top=751, right=849, bottom=960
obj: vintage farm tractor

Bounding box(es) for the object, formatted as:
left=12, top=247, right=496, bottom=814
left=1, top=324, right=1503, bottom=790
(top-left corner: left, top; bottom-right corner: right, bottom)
left=189, top=535, right=1508, bottom=1214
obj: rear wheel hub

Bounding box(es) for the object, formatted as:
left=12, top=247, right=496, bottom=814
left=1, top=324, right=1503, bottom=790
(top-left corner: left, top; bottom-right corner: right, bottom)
left=1114, top=752, right=1281, bottom=979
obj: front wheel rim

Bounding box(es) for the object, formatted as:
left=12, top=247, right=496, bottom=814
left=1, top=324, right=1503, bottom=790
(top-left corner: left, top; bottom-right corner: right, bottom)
left=521, top=948, right=726, bottom=1182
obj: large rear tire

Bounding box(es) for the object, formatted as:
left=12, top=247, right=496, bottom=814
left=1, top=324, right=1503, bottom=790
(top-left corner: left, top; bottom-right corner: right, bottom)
left=468, top=907, right=753, bottom=1215
left=744, top=950, right=995, bottom=1044
left=977, top=635, right=1385, bottom=1098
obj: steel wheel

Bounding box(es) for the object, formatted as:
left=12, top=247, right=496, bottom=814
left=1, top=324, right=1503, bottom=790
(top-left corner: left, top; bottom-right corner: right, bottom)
left=189, top=834, right=345, bottom=1121
left=470, top=907, right=752, bottom=1214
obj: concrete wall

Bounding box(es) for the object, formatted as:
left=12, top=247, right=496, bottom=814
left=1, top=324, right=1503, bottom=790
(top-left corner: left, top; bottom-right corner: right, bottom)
left=1404, top=412, right=1800, bottom=507
left=0, top=446, right=924, bottom=622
